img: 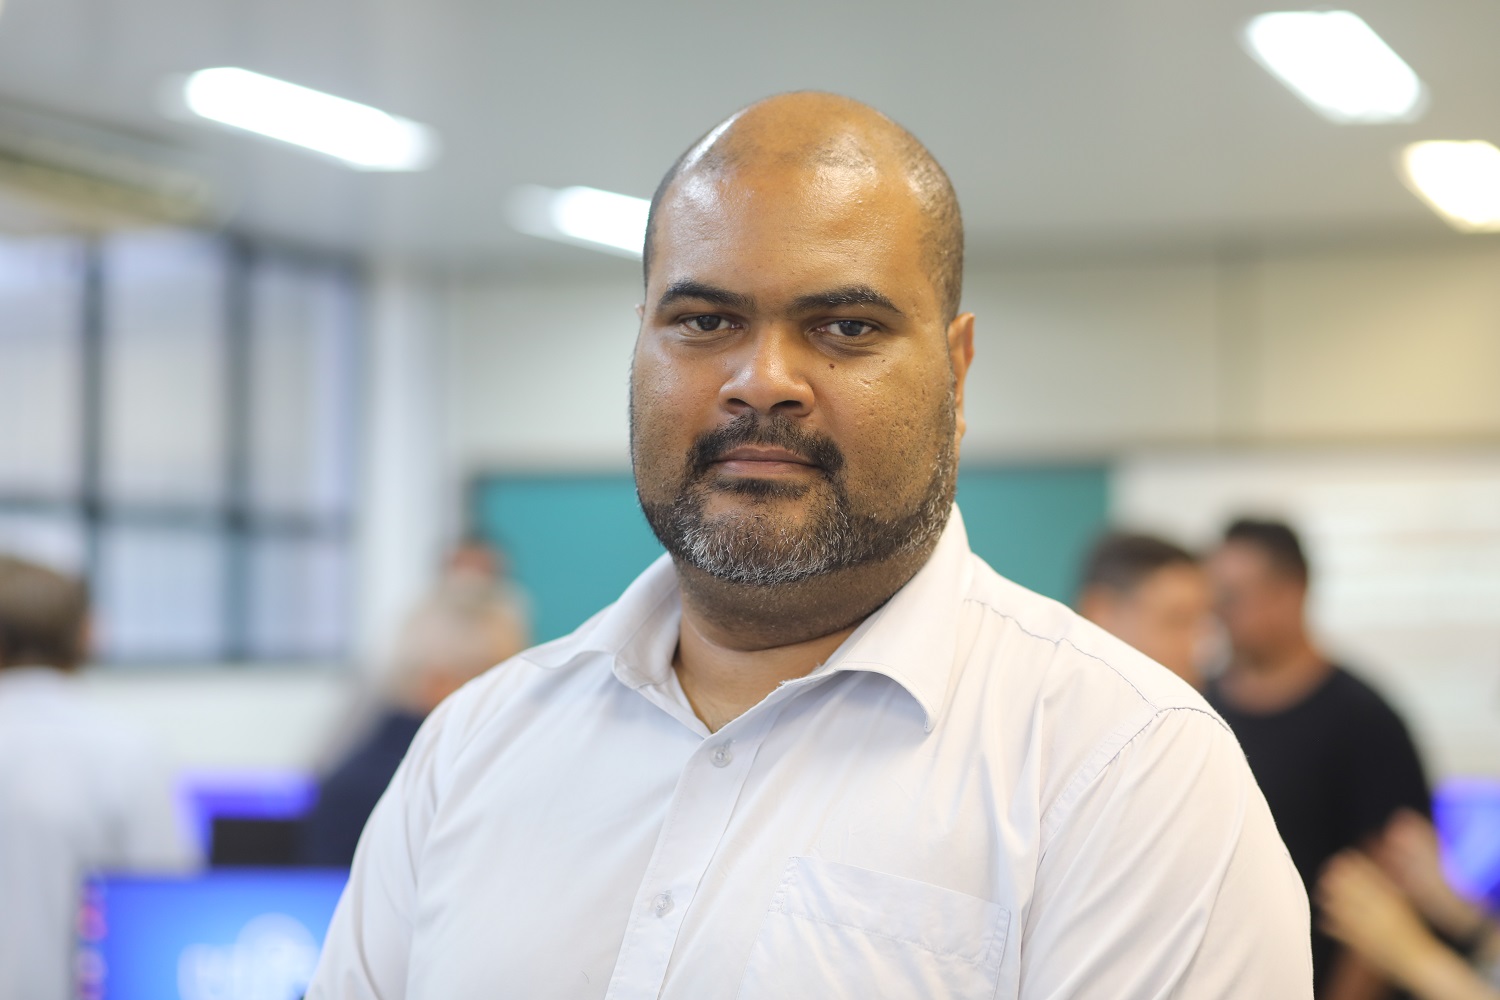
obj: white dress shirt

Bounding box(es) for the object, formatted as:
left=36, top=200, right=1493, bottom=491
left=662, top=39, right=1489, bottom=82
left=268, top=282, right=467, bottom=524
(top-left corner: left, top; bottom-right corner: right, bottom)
left=310, top=508, right=1312, bottom=999
left=0, top=666, right=197, bottom=1000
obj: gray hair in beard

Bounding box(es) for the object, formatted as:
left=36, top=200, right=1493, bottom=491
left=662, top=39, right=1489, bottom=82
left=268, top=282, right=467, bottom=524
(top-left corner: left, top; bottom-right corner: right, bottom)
left=636, top=394, right=957, bottom=587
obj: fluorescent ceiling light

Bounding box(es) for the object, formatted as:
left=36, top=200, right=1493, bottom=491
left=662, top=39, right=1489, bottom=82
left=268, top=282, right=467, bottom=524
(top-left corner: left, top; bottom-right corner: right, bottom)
left=1243, top=11, right=1426, bottom=123
left=508, top=184, right=649, bottom=258
left=180, top=67, right=437, bottom=171
left=1400, top=141, right=1500, bottom=232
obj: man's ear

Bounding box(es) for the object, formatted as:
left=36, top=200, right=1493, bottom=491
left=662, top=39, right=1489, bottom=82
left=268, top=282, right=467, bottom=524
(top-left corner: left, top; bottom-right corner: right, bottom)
left=947, top=312, right=976, bottom=444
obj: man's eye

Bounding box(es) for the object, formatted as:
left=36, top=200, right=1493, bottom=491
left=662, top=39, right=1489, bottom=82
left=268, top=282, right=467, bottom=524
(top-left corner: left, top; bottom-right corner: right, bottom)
left=824, top=320, right=874, bottom=338
left=684, top=315, right=728, bottom=333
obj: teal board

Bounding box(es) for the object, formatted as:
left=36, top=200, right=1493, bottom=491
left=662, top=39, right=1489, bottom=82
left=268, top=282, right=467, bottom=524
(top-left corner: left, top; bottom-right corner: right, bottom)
left=475, top=464, right=1109, bottom=643
left=474, top=474, right=665, bottom=644
left=954, top=465, right=1111, bottom=604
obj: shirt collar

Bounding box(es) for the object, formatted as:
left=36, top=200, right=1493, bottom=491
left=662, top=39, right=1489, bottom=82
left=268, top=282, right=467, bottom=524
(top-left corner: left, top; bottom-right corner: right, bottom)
left=526, top=506, right=974, bottom=732
left=816, top=507, right=972, bottom=731
left=523, top=552, right=682, bottom=688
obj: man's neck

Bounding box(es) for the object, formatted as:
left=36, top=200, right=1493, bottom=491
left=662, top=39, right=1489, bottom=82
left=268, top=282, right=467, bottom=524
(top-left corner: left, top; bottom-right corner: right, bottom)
left=672, top=541, right=934, bottom=733
left=1218, top=635, right=1331, bottom=714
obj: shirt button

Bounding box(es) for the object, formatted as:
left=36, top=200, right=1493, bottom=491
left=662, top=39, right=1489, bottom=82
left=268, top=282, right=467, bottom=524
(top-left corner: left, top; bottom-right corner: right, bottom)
left=652, top=892, right=673, bottom=916
left=710, top=742, right=733, bottom=768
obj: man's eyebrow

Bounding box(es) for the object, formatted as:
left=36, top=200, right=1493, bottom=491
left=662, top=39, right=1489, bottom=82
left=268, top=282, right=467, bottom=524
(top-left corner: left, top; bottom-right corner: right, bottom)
left=791, top=285, right=905, bottom=318
left=656, top=280, right=756, bottom=312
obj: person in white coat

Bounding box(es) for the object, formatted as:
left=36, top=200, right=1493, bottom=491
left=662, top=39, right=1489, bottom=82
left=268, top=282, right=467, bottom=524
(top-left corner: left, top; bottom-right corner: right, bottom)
left=0, top=554, right=197, bottom=1000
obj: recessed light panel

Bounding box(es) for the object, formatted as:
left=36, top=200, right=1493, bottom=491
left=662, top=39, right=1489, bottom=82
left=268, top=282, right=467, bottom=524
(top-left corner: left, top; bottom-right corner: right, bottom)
left=1244, top=11, right=1426, bottom=124
left=508, top=185, right=649, bottom=258
left=1400, top=141, right=1500, bottom=233
left=181, top=67, right=438, bottom=171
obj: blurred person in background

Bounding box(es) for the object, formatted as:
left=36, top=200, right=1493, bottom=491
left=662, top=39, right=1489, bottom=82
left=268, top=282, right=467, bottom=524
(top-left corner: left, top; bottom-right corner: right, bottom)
left=299, top=537, right=530, bottom=866
left=1208, top=517, right=1431, bottom=999
left=0, top=554, right=197, bottom=1000
left=1076, top=531, right=1212, bottom=688
left=1319, top=808, right=1500, bottom=1000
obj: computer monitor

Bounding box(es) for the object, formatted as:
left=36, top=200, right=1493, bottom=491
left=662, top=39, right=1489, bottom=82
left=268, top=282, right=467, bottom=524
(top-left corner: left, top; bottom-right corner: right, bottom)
left=76, top=868, right=348, bottom=1000
left=177, top=768, right=321, bottom=860
left=1435, top=777, right=1500, bottom=908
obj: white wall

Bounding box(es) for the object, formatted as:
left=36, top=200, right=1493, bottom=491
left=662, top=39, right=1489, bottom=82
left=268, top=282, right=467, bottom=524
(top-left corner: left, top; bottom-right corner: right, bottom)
left=1244, top=245, right=1500, bottom=441
left=354, top=266, right=450, bottom=668
left=76, top=668, right=360, bottom=771
left=443, top=240, right=1500, bottom=472
left=960, top=258, right=1224, bottom=456
left=446, top=275, right=639, bottom=471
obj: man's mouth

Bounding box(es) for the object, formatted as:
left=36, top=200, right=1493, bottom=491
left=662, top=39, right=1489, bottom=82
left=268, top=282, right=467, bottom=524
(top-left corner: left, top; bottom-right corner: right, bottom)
left=711, top=446, right=820, bottom=475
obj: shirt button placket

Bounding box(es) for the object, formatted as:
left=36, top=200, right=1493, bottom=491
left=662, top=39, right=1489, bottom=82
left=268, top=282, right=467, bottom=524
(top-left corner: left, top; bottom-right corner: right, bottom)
left=604, top=706, right=786, bottom=1000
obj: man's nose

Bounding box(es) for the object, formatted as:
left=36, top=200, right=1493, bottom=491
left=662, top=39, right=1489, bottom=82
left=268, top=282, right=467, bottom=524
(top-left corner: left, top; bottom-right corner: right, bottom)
left=718, top=327, right=813, bottom=417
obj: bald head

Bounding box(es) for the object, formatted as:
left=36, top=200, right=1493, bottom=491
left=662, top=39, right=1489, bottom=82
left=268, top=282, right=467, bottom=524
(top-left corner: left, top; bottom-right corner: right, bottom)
left=644, top=92, right=964, bottom=322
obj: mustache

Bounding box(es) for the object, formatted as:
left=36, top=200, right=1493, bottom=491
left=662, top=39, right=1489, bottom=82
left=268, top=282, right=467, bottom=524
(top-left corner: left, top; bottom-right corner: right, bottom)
left=687, top=414, right=846, bottom=478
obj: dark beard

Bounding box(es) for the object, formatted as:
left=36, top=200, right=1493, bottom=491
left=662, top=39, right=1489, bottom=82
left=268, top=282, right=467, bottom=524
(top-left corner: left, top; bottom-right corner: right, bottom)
left=637, top=406, right=957, bottom=587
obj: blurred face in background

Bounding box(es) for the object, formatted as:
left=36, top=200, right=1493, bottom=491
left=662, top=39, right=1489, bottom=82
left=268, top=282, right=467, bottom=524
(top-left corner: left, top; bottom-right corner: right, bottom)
left=1082, top=562, right=1213, bottom=685
left=1209, top=541, right=1306, bottom=663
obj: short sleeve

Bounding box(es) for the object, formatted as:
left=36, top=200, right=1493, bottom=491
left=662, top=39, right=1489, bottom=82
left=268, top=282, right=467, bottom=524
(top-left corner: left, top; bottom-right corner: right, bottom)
left=1020, top=709, right=1313, bottom=999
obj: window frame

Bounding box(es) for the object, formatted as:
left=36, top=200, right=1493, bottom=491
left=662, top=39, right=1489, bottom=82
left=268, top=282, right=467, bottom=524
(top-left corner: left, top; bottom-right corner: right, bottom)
left=0, top=232, right=362, bottom=666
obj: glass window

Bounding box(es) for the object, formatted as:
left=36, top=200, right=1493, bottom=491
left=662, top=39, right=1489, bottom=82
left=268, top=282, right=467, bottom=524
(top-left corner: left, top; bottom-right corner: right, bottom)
left=0, top=509, right=87, bottom=575
left=94, top=523, right=228, bottom=662
left=248, top=257, right=358, bottom=519
left=0, top=230, right=358, bottom=666
left=0, top=238, right=84, bottom=498
left=100, top=231, right=228, bottom=507
left=247, top=534, right=351, bottom=660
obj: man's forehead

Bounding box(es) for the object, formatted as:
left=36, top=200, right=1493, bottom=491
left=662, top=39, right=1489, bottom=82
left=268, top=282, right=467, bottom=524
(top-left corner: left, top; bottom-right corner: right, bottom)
left=649, top=199, right=930, bottom=314
left=668, top=156, right=901, bottom=216
left=655, top=164, right=923, bottom=262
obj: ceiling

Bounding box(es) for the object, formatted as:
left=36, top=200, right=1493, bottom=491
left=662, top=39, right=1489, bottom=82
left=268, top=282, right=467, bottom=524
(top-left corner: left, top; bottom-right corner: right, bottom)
left=2, top=0, right=1498, bottom=270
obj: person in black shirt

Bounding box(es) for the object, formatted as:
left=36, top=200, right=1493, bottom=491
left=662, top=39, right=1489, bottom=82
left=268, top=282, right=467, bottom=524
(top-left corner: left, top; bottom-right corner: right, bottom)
left=1207, top=518, right=1430, bottom=1000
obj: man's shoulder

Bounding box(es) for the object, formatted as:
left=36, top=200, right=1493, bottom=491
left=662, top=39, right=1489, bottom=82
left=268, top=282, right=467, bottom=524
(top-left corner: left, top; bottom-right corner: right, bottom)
left=952, top=555, right=1249, bottom=844
left=959, top=552, right=1211, bottom=717
left=405, top=621, right=623, bottom=771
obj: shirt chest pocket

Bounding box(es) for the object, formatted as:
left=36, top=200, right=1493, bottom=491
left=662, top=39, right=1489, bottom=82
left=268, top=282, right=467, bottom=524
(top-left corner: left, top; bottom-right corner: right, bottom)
left=736, top=857, right=1010, bottom=1000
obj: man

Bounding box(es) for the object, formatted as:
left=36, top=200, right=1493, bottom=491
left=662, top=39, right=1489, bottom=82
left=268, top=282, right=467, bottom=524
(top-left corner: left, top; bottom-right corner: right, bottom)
left=300, top=538, right=529, bottom=866
left=1207, top=517, right=1430, bottom=999
left=1076, top=531, right=1212, bottom=688
left=311, top=93, right=1310, bottom=998
left=0, top=554, right=196, bottom=1000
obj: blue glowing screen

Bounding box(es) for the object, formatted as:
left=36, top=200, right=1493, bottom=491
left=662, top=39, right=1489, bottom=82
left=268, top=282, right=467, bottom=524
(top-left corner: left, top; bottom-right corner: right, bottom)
left=77, top=868, right=348, bottom=1000
left=1435, top=778, right=1500, bottom=907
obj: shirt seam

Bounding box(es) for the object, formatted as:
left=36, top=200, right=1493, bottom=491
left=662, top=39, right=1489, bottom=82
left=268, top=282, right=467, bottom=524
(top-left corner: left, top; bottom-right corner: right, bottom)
left=960, top=596, right=1163, bottom=712
left=1038, top=704, right=1234, bottom=849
